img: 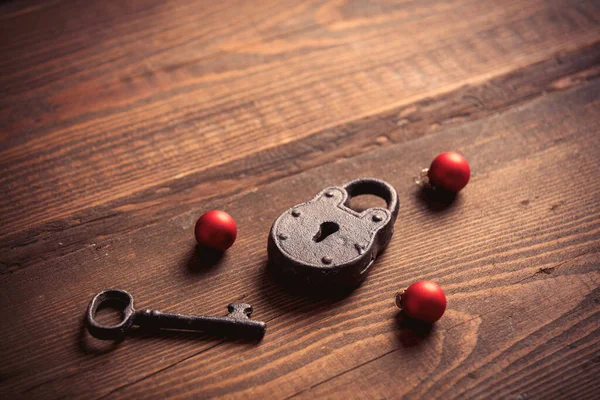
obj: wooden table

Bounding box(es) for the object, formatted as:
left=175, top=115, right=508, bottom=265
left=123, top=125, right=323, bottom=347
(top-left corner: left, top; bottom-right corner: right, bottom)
left=1, top=1, right=599, bottom=398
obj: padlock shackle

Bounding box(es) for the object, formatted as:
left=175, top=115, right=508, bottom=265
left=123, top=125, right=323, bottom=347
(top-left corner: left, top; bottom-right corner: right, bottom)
left=342, top=178, right=399, bottom=215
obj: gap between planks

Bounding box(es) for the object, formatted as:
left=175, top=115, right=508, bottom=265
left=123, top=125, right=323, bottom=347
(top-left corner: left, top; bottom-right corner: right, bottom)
left=2, top=40, right=600, bottom=275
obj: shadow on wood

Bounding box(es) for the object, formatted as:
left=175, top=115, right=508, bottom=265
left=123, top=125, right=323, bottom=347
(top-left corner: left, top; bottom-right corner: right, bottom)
left=394, top=311, right=435, bottom=348
left=185, top=244, right=226, bottom=275
left=416, top=186, right=461, bottom=213
left=256, top=261, right=354, bottom=319
left=128, top=327, right=263, bottom=344
left=77, top=315, right=121, bottom=356
left=264, top=260, right=359, bottom=300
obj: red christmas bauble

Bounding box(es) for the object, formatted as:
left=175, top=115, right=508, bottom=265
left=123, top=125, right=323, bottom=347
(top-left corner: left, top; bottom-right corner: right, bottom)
left=428, top=152, right=470, bottom=192
left=397, top=280, right=447, bottom=323
left=194, top=210, right=237, bottom=251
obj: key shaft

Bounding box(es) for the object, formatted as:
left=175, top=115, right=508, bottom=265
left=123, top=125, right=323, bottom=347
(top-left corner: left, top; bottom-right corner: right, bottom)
left=135, top=304, right=266, bottom=339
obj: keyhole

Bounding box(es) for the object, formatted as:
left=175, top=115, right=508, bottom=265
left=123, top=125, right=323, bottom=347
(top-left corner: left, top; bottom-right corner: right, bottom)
left=313, top=221, right=339, bottom=243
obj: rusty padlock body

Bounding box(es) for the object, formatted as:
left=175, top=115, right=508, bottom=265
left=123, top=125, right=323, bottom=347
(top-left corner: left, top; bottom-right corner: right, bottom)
left=268, top=178, right=399, bottom=290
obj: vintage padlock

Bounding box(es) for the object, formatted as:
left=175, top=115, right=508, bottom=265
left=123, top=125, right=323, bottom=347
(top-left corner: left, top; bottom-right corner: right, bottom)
left=268, top=178, right=399, bottom=289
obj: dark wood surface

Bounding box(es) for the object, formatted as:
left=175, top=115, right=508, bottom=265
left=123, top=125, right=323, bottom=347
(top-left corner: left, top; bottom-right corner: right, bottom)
left=1, top=0, right=599, bottom=399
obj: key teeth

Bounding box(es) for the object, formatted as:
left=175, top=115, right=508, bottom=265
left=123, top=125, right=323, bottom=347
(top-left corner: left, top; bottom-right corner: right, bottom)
left=227, top=303, right=253, bottom=320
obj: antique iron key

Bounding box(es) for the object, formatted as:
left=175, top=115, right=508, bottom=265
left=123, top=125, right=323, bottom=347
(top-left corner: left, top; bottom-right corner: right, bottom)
left=86, top=289, right=266, bottom=340
left=268, top=178, right=399, bottom=289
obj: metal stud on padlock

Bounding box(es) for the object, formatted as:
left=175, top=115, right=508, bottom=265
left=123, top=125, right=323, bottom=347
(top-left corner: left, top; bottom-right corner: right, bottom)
left=268, top=178, right=399, bottom=290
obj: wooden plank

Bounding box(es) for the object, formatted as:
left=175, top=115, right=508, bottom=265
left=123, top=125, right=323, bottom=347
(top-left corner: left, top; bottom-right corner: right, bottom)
left=2, top=39, right=600, bottom=274
left=293, top=264, right=600, bottom=400
left=1, top=0, right=599, bottom=238
left=0, top=79, right=598, bottom=398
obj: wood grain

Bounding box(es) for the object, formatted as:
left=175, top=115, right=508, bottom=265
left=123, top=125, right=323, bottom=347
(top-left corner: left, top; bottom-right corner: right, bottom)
left=1, top=0, right=599, bottom=239
left=1, top=77, right=599, bottom=398
left=1, top=0, right=600, bottom=398
left=2, top=38, right=600, bottom=275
